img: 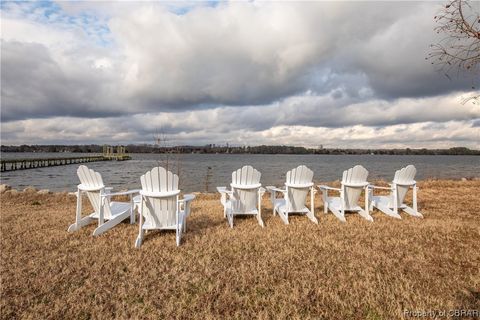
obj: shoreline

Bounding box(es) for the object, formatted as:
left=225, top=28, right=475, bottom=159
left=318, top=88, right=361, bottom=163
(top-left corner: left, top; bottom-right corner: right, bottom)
left=3, top=147, right=480, bottom=156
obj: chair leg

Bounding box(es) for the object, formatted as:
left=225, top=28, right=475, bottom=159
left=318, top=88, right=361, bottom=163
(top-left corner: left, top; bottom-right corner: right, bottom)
left=322, top=193, right=328, bottom=214
left=310, top=187, right=317, bottom=223
left=135, top=198, right=145, bottom=248
left=407, top=185, right=423, bottom=218
left=277, top=209, right=289, bottom=225
left=128, top=195, right=135, bottom=224
left=67, top=216, right=95, bottom=232
left=413, top=185, right=417, bottom=213
left=357, top=209, right=374, bottom=222
left=227, top=211, right=234, bottom=228
left=330, top=207, right=346, bottom=223
left=306, top=210, right=318, bottom=224
left=256, top=213, right=265, bottom=228
left=135, top=220, right=144, bottom=249
left=377, top=203, right=402, bottom=219
left=176, top=227, right=182, bottom=247
left=403, top=206, right=423, bottom=218
left=368, top=188, right=373, bottom=211
left=227, top=200, right=234, bottom=228
left=93, top=213, right=128, bottom=236
left=135, top=233, right=143, bottom=248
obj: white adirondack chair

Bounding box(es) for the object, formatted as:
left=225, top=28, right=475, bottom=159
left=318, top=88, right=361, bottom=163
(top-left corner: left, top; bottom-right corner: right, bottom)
left=217, top=165, right=265, bottom=228
left=369, top=165, right=423, bottom=219
left=266, top=165, right=318, bottom=224
left=67, top=165, right=137, bottom=236
left=135, top=167, right=195, bottom=248
left=318, top=165, right=372, bottom=222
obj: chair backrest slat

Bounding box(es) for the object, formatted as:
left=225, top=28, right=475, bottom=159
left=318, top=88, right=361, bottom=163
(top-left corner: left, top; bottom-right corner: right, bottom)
left=393, top=165, right=417, bottom=205
left=341, top=165, right=369, bottom=209
left=285, top=165, right=313, bottom=212
left=140, top=167, right=179, bottom=228
left=231, top=166, right=261, bottom=213
left=77, top=165, right=112, bottom=218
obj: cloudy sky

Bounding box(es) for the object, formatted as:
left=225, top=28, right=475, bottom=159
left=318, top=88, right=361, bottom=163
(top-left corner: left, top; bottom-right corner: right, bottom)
left=1, top=1, right=479, bottom=148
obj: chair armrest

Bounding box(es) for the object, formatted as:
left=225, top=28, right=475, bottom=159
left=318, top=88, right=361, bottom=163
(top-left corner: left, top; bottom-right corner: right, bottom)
left=179, top=194, right=195, bottom=218
left=368, top=185, right=393, bottom=190
left=392, top=180, right=417, bottom=186
left=389, top=182, right=418, bottom=190
left=103, top=189, right=141, bottom=197
left=179, top=194, right=196, bottom=203
left=266, top=186, right=287, bottom=193
left=133, top=194, right=141, bottom=204
left=78, top=184, right=104, bottom=192
left=217, top=186, right=232, bottom=195
left=318, top=185, right=341, bottom=192
left=342, top=182, right=369, bottom=188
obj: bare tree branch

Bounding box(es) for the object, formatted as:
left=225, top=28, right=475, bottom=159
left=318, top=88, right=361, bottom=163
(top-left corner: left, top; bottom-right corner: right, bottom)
left=427, top=0, right=480, bottom=104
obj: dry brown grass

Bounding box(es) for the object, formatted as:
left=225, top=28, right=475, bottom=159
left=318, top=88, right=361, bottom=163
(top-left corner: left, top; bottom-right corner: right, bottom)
left=1, top=180, right=479, bottom=319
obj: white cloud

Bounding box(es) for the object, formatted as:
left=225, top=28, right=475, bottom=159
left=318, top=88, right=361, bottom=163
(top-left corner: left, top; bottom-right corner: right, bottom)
left=2, top=116, right=478, bottom=149
left=1, top=1, right=478, bottom=147
left=1, top=92, right=479, bottom=148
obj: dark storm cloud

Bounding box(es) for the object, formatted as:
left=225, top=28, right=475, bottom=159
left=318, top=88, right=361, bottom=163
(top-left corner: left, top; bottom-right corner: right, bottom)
left=0, top=41, right=125, bottom=121
left=3, top=1, right=474, bottom=122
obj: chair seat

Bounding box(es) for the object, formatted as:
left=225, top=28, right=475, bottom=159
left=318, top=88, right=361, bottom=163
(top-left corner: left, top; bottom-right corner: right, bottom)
left=111, top=201, right=132, bottom=213
left=273, top=198, right=286, bottom=210
left=90, top=201, right=131, bottom=220
left=225, top=200, right=259, bottom=215
left=273, top=199, right=308, bottom=214
left=371, top=195, right=407, bottom=209
left=327, top=197, right=362, bottom=212
left=141, top=210, right=186, bottom=230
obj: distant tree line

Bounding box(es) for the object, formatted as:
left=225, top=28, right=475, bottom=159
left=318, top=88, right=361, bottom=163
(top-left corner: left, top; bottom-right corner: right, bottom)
left=1, top=144, right=103, bottom=153
left=1, top=144, right=479, bottom=155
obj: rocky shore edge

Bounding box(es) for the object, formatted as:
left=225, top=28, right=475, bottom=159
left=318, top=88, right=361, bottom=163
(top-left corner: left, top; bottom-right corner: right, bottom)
left=1, top=176, right=479, bottom=197
left=1, top=184, right=52, bottom=195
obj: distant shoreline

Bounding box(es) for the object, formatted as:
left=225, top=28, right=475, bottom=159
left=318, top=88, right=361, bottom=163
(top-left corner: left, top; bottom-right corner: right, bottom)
left=2, top=145, right=479, bottom=156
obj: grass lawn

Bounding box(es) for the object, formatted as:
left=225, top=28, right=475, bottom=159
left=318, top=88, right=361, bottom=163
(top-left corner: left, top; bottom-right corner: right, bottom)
left=1, top=179, right=479, bottom=319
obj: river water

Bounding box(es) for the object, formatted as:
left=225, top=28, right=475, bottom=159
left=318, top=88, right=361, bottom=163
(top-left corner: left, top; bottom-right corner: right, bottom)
left=1, top=153, right=478, bottom=192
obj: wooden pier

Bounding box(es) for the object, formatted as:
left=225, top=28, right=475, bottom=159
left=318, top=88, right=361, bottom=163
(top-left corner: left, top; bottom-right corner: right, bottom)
left=1, top=146, right=131, bottom=172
